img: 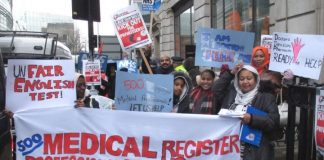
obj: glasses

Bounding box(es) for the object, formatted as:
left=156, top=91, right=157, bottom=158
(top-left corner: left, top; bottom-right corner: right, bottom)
left=76, top=83, right=86, bottom=88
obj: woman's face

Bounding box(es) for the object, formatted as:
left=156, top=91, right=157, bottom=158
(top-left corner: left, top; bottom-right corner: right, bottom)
left=174, top=78, right=185, bottom=96
left=238, top=70, right=257, bottom=93
left=253, top=50, right=265, bottom=67
left=200, top=72, right=214, bottom=90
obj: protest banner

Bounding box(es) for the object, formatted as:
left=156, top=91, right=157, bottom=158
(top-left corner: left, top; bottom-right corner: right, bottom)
left=77, top=52, right=108, bottom=72
left=195, top=27, right=255, bottom=68
left=112, top=4, right=152, bottom=51
left=82, top=60, right=101, bottom=86
left=117, top=59, right=138, bottom=73
left=315, top=87, right=324, bottom=155
left=269, top=32, right=324, bottom=80
left=6, top=60, right=76, bottom=113
left=142, top=0, right=161, bottom=11
left=14, top=107, right=241, bottom=160
left=115, top=71, right=173, bottom=112
left=260, top=35, right=273, bottom=53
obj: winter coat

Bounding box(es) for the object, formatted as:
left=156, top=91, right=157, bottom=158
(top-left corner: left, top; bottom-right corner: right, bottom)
left=173, top=71, right=193, bottom=113
left=213, top=71, right=280, bottom=160
left=155, top=65, right=174, bottom=74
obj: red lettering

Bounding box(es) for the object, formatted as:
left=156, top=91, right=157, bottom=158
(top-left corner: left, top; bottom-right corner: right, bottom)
left=28, top=65, right=37, bottom=78
left=106, top=135, right=123, bottom=156
left=100, top=134, right=106, bottom=154
left=122, top=137, right=140, bottom=157
left=162, top=141, right=176, bottom=160
left=44, top=66, right=54, bottom=76
left=184, top=140, right=195, bottom=158
left=64, top=133, right=80, bottom=154
left=230, top=135, right=240, bottom=153
left=213, top=139, right=220, bottom=155
left=53, top=80, right=61, bottom=89
left=14, top=78, right=24, bottom=92
left=29, top=92, right=37, bottom=101
left=24, top=80, right=37, bottom=92
left=220, top=136, right=230, bottom=155
left=54, top=65, right=64, bottom=76
left=44, top=133, right=63, bottom=154
left=80, top=133, right=99, bottom=155
left=37, top=92, right=45, bottom=101
left=142, top=136, right=157, bottom=158
left=202, top=140, right=213, bottom=155
left=196, top=141, right=203, bottom=156
left=175, top=141, right=185, bottom=158
left=35, top=65, right=46, bottom=78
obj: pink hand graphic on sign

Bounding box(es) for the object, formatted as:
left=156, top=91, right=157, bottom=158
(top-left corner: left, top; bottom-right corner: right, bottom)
left=291, top=37, right=305, bottom=63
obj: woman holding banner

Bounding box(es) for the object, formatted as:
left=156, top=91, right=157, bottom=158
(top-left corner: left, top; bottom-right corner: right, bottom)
left=214, top=64, right=280, bottom=160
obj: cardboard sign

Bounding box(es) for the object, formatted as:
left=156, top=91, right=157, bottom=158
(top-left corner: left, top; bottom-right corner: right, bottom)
left=6, top=60, right=76, bottom=113
left=14, top=107, right=241, bottom=159
left=77, top=52, right=108, bottom=72
left=117, top=59, right=138, bottom=73
left=112, top=4, right=152, bottom=51
left=269, top=32, right=324, bottom=80
left=195, top=27, right=255, bottom=68
left=142, top=0, right=161, bottom=11
left=315, top=87, right=324, bottom=155
left=82, top=60, right=101, bottom=86
left=115, top=71, right=173, bottom=112
left=260, top=35, right=273, bottom=53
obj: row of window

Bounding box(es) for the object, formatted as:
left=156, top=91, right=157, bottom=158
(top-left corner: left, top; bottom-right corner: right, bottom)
left=174, top=0, right=269, bottom=57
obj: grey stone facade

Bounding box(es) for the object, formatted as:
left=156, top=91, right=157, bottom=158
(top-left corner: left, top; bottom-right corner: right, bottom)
left=154, top=0, right=324, bottom=59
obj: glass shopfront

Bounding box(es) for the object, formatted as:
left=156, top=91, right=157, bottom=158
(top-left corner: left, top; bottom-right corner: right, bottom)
left=211, top=0, right=269, bottom=45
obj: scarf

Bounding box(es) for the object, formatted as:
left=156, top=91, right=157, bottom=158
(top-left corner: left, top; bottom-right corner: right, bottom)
left=190, top=86, right=215, bottom=114
left=251, top=46, right=270, bottom=75
left=233, top=65, right=260, bottom=106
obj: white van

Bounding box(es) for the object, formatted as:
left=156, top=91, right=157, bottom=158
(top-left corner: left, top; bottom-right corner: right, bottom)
left=0, top=31, right=72, bottom=61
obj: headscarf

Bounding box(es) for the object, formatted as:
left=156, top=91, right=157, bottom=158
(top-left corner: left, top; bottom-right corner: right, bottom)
left=251, top=46, right=270, bottom=75
left=233, top=65, right=260, bottom=106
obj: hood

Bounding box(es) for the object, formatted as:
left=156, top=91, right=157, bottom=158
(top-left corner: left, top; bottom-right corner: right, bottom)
left=75, top=73, right=89, bottom=98
left=234, top=65, right=260, bottom=95
left=251, top=46, right=270, bottom=74
left=173, top=71, right=193, bottom=104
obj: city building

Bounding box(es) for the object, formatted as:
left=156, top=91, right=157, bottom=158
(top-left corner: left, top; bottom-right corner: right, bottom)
left=154, top=0, right=324, bottom=58
left=0, top=0, right=13, bottom=30
left=15, top=11, right=73, bottom=32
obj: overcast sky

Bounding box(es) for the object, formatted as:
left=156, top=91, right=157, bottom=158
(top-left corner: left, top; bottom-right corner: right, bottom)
left=13, top=0, right=130, bottom=40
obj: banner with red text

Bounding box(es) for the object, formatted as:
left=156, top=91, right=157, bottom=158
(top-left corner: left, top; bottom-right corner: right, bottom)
left=112, top=4, right=152, bottom=51
left=315, top=87, right=324, bottom=155
left=6, top=60, right=76, bottom=113
left=14, top=107, right=241, bottom=160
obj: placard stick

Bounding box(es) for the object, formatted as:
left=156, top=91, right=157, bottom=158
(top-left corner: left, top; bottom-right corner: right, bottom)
left=139, top=48, right=153, bottom=74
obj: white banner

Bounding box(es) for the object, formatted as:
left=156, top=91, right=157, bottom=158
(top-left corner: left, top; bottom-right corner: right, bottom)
left=269, top=32, right=324, bottom=80
left=6, top=60, right=76, bottom=113
left=315, top=87, right=324, bottom=155
left=14, top=107, right=241, bottom=160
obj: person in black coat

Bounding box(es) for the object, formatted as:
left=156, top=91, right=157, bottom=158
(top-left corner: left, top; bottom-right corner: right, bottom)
left=172, top=71, right=193, bottom=113
left=213, top=64, right=280, bottom=160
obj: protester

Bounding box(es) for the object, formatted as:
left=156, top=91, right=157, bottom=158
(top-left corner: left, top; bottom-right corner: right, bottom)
left=155, top=54, right=174, bottom=74
left=107, top=65, right=116, bottom=99
left=189, top=69, right=220, bottom=114
left=172, top=56, right=188, bottom=73
left=172, top=71, right=193, bottom=113
left=251, top=46, right=270, bottom=75
left=214, top=64, right=280, bottom=160
left=183, top=57, right=200, bottom=87
left=94, top=71, right=109, bottom=97
left=75, top=73, right=115, bottom=109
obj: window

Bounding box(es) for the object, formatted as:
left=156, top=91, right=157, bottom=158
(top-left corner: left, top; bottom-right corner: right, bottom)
left=211, top=0, right=269, bottom=45
left=174, top=0, right=194, bottom=58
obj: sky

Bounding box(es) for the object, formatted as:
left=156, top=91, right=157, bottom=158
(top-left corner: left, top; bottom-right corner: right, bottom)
left=13, top=0, right=130, bottom=41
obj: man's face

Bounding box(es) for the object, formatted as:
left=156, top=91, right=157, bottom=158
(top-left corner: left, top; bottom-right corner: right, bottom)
left=76, top=76, right=86, bottom=99
left=160, top=57, right=171, bottom=68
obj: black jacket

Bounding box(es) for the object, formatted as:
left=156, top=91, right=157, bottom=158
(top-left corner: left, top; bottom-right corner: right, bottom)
left=213, top=71, right=280, bottom=160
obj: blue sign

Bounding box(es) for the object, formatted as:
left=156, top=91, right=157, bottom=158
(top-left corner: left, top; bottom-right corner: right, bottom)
left=142, top=0, right=161, bottom=11
left=195, top=27, right=255, bottom=68
left=115, top=71, right=173, bottom=112
left=77, top=52, right=108, bottom=72
left=117, top=60, right=138, bottom=73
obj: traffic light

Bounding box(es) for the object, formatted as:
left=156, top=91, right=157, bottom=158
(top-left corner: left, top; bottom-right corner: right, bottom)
left=72, top=0, right=101, bottom=22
